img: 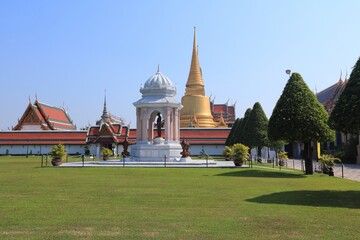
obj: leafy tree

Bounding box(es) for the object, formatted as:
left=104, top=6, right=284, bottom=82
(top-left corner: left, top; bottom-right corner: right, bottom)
left=329, top=56, right=360, bottom=134
left=225, top=118, right=241, bottom=146
left=242, top=102, right=269, bottom=157
left=268, top=73, right=334, bottom=174
left=237, top=108, right=252, bottom=144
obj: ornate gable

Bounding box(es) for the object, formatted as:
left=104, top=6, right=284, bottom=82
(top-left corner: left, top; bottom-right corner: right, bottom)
left=13, top=103, right=44, bottom=130
left=23, top=107, right=41, bottom=124
left=99, top=124, right=113, bottom=136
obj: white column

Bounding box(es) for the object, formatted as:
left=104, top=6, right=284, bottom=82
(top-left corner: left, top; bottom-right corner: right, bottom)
left=165, top=107, right=171, bottom=142
left=174, top=108, right=179, bottom=141
left=148, top=118, right=153, bottom=140
left=136, top=108, right=141, bottom=141
left=141, top=108, right=148, bottom=142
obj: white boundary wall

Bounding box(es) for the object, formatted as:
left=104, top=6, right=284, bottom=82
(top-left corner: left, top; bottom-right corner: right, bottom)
left=0, top=144, right=85, bottom=155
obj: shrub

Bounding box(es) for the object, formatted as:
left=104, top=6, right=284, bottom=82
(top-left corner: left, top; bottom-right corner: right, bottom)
left=49, top=144, right=67, bottom=161
left=101, top=147, right=113, bottom=157
left=230, top=143, right=250, bottom=161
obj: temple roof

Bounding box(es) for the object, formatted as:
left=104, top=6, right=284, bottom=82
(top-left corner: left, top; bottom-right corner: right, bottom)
left=0, top=131, right=86, bottom=145
left=316, top=75, right=348, bottom=113
left=86, top=123, right=129, bottom=144
left=0, top=128, right=229, bottom=146
left=13, top=99, right=76, bottom=130
left=127, top=128, right=230, bottom=145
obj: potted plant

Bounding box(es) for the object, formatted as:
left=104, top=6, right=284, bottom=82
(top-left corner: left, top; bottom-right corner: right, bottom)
left=277, top=151, right=288, bottom=166
left=49, top=144, right=67, bottom=166
left=101, top=147, right=113, bottom=160
left=230, top=143, right=250, bottom=166
left=319, top=154, right=341, bottom=175
left=222, top=146, right=232, bottom=161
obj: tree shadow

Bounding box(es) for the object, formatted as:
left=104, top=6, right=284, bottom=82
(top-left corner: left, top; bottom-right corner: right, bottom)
left=216, top=169, right=305, bottom=178
left=247, top=190, right=360, bottom=209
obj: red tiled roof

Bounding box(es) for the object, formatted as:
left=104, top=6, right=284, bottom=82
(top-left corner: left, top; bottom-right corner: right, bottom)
left=128, top=128, right=231, bottom=145
left=33, top=106, right=46, bottom=122
left=86, top=124, right=130, bottom=144
left=14, top=100, right=76, bottom=130
left=213, top=105, right=225, bottom=113
left=36, top=101, right=75, bottom=130
left=38, top=103, right=71, bottom=123
left=0, top=131, right=87, bottom=145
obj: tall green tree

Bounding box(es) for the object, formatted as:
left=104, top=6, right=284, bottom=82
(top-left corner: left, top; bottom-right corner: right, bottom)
left=225, top=118, right=241, bottom=146
left=329, top=56, right=360, bottom=134
left=268, top=73, right=334, bottom=174
left=242, top=102, right=269, bottom=157
left=237, top=108, right=252, bottom=144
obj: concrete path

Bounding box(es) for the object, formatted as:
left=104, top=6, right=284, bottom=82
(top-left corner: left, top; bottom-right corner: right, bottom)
left=61, top=158, right=360, bottom=182
left=282, top=159, right=360, bottom=182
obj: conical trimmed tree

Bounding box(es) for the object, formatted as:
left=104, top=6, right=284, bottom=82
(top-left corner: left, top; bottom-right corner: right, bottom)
left=329, top=56, right=360, bottom=134
left=242, top=102, right=268, bottom=158
left=237, top=108, right=252, bottom=144
left=225, top=118, right=241, bottom=146
left=268, top=72, right=334, bottom=174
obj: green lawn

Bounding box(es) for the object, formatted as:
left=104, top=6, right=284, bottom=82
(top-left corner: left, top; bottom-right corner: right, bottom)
left=1, top=156, right=360, bottom=240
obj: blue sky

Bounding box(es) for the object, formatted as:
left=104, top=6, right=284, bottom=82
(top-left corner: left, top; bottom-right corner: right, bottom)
left=1, top=0, right=360, bottom=130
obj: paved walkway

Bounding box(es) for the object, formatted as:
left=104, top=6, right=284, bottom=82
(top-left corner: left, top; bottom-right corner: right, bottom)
left=281, top=159, right=360, bottom=182
left=61, top=158, right=360, bottom=182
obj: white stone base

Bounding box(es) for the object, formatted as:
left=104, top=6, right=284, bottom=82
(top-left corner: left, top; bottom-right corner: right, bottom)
left=130, top=140, right=183, bottom=162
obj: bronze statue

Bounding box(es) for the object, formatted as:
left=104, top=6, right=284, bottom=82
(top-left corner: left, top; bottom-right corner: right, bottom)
left=121, top=137, right=130, bottom=157
left=156, top=112, right=162, bottom=138
left=180, top=139, right=190, bottom=157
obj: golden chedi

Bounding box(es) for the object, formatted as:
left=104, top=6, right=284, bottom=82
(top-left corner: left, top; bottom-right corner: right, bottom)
left=180, top=28, right=216, bottom=128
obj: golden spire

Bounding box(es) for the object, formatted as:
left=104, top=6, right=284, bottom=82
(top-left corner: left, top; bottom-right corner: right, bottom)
left=185, top=27, right=205, bottom=96
left=180, top=27, right=216, bottom=128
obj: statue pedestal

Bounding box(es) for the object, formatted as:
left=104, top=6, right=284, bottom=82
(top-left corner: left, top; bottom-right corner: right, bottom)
left=153, top=137, right=165, bottom=145
left=130, top=140, right=183, bottom=162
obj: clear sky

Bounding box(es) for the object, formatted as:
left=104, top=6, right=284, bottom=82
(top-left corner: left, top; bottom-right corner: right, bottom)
left=1, top=0, right=360, bottom=130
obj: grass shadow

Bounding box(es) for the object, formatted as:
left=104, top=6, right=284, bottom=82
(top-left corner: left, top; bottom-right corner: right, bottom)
left=247, top=190, right=360, bottom=209
left=216, top=169, right=305, bottom=178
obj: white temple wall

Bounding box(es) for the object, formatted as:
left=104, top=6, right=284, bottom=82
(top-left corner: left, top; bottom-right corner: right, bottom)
left=189, top=144, right=225, bottom=156
left=0, top=144, right=85, bottom=155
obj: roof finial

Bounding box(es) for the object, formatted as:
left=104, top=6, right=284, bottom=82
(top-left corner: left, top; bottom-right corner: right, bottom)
left=193, top=26, right=197, bottom=50
left=340, top=69, right=342, bottom=81
left=102, top=89, right=110, bottom=124
left=104, top=89, right=107, bottom=112
left=157, top=64, right=160, bottom=73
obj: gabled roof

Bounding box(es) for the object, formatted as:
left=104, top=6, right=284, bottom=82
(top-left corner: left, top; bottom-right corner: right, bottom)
left=36, top=101, right=76, bottom=130
left=86, top=123, right=130, bottom=144
left=316, top=77, right=348, bottom=113
left=13, top=99, right=76, bottom=130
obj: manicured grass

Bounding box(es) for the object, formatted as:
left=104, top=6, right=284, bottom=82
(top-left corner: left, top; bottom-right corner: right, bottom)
left=1, top=156, right=360, bottom=239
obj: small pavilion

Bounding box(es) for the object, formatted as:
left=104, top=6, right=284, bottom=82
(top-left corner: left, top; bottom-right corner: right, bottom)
left=131, top=67, right=183, bottom=161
